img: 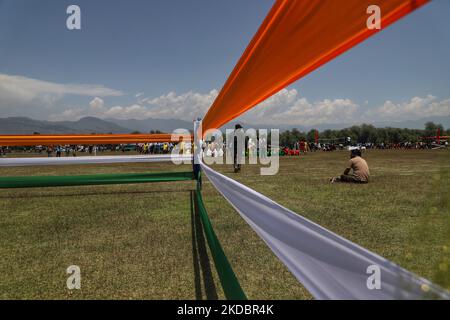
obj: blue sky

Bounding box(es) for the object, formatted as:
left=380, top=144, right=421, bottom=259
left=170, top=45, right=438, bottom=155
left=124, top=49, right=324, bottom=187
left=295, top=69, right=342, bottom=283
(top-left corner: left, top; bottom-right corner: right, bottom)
left=0, top=0, right=449, bottom=126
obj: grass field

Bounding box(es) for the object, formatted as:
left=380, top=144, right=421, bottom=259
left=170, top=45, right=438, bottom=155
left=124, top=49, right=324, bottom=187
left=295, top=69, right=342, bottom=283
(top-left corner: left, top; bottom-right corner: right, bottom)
left=1, top=149, right=450, bottom=299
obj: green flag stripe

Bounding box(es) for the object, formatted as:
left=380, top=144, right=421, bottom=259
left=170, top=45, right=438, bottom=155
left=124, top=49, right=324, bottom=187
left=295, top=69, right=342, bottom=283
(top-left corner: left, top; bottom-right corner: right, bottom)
left=195, top=179, right=247, bottom=300
left=0, top=171, right=194, bottom=188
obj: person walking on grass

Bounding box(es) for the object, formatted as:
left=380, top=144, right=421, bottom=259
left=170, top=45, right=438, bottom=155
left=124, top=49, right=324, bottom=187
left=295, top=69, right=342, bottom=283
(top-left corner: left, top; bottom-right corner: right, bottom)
left=330, top=149, right=370, bottom=184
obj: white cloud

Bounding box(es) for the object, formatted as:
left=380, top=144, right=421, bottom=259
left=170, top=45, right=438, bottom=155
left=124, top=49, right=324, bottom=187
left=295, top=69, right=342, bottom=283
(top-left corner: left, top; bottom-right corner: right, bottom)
left=0, top=73, right=123, bottom=102
left=49, top=108, right=85, bottom=121
left=242, top=89, right=359, bottom=125
left=5, top=74, right=444, bottom=126
left=144, top=90, right=219, bottom=120
left=51, top=90, right=219, bottom=121
left=0, top=73, right=123, bottom=118
left=242, top=90, right=450, bottom=125
left=52, top=88, right=359, bottom=125
left=89, top=97, right=105, bottom=111
left=3, top=73, right=450, bottom=127
left=368, top=95, right=450, bottom=122
left=37, top=84, right=450, bottom=126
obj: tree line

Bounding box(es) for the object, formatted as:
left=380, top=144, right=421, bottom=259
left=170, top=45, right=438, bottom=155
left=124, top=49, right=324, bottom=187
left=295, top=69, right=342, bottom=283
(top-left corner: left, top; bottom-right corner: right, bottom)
left=280, top=122, right=448, bottom=147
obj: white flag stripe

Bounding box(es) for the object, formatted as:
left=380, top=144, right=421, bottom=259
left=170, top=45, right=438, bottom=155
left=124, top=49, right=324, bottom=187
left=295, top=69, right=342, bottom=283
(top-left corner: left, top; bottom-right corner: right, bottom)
left=201, top=163, right=450, bottom=300
left=0, top=155, right=192, bottom=167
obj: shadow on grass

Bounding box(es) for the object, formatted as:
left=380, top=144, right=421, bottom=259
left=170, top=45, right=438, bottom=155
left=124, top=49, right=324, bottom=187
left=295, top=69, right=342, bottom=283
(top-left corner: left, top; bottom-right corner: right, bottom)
left=190, top=190, right=219, bottom=300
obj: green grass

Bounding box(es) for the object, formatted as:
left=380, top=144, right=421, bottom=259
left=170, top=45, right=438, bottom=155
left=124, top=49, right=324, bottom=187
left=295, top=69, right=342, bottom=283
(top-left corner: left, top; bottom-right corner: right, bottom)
left=1, top=149, right=449, bottom=299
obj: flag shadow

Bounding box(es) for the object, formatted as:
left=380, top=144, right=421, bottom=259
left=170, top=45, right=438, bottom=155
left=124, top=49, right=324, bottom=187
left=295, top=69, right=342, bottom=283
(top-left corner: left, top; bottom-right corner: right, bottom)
left=190, top=190, right=219, bottom=300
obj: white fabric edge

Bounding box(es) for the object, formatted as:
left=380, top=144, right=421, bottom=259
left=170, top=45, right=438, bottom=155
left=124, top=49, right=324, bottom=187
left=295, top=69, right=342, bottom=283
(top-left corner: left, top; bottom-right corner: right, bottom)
left=201, top=163, right=450, bottom=300
left=0, top=155, right=192, bottom=167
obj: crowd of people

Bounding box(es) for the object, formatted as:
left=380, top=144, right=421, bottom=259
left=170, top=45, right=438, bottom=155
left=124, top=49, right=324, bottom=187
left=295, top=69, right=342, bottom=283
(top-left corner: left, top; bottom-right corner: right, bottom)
left=1, top=145, right=120, bottom=157
left=136, top=142, right=177, bottom=154
left=281, top=140, right=448, bottom=154
left=0, top=137, right=447, bottom=159
left=359, top=141, right=448, bottom=149
left=0, top=143, right=188, bottom=157
left=43, top=145, right=104, bottom=157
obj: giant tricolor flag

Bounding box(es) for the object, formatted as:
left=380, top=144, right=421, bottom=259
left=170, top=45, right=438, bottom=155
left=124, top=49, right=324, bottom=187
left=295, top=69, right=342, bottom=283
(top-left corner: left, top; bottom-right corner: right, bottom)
left=202, top=0, right=429, bottom=132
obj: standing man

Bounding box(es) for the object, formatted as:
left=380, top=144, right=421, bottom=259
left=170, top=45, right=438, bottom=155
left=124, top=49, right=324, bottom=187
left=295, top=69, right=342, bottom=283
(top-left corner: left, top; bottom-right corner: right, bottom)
left=331, top=149, right=370, bottom=183
left=56, top=146, right=61, bottom=157
left=193, top=118, right=202, bottom=185
left=233, top=124, right=244, bottom=173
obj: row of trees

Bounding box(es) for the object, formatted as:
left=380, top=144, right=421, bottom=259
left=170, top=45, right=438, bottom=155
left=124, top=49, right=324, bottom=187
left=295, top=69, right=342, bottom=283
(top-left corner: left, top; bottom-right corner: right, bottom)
left=280, top=122, right=448, bottom=147
left=138, top=122, right=448, bottom=147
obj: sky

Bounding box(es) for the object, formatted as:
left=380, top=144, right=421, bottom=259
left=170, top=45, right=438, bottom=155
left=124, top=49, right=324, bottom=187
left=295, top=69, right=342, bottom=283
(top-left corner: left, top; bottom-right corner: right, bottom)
left=0, top=0, right=449, bottom=127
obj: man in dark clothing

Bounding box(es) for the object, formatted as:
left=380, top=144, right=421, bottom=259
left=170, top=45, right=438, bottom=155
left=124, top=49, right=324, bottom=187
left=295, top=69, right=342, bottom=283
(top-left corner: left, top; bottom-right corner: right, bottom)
left=233, top=124, right=244, bottom=173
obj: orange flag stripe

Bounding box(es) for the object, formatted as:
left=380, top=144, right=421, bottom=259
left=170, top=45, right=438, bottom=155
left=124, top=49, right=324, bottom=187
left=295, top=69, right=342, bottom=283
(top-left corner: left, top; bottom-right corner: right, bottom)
left=202, top=0, right=429, bottom=132
left=0, top=134, right=192, bottom=146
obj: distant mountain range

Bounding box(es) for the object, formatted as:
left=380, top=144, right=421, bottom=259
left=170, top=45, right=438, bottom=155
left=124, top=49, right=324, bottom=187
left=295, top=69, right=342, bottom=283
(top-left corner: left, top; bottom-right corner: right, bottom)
left=0, top=116, right=194, bottom=134
left=0, top=117, right=131, bottom=134
left=105, top=118, right=192, bottom=133
left=0, top=115, right=448, bottom=134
